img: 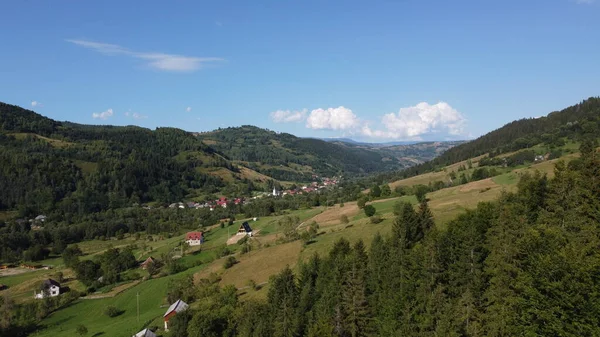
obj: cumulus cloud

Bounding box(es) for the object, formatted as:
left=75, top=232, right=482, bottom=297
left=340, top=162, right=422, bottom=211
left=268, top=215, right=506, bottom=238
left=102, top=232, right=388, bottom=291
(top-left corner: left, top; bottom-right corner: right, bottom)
left=125, top=111, right=147, bottom=119
left=132, top=113, right=147, bottom=119
left=306, top=106, right=359, bottom=130
left=66, top=39, right=223, bottom=72
left=31, top=101, right=42, bottom=107
left=368, top=102, right=466, bottom=139
left=186, top=106, right=192, bottom=112
left=92, top=108, right=114, bottom=120
left=270, top=109, right=307, bottom=123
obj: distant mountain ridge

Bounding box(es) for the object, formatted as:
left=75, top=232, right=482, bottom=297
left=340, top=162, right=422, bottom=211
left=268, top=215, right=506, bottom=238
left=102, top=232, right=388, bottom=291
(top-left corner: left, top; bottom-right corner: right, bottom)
left=196, top=126, right=462, bottom=181
left=319, top=137, right=421, bottom=147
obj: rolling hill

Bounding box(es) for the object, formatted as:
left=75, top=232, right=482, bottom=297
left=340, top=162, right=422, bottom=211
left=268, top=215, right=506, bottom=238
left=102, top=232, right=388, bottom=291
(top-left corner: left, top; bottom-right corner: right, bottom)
left=196, top=125, right=462, bottom=181
left=0, top=102, right=460, bottom=219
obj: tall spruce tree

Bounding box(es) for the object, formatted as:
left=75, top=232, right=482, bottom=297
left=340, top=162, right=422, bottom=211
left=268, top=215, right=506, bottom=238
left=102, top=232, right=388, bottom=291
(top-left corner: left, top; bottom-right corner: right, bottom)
left=269, top=266, right=300, bottom=337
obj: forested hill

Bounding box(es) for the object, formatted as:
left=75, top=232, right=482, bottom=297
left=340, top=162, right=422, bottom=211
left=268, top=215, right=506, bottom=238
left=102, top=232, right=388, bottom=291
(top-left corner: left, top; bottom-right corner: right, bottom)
left=0, top=102, right=451, bottom=218
left=381, top=97, right=600, bottom=181
left=0, top=102, right=236, bottom=217
left=196, top=125, right=404, bottom=180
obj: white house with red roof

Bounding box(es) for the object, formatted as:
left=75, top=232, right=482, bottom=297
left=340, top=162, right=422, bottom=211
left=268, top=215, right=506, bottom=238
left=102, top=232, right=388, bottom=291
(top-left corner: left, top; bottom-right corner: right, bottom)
left=185, top=231, right=204, bottom=246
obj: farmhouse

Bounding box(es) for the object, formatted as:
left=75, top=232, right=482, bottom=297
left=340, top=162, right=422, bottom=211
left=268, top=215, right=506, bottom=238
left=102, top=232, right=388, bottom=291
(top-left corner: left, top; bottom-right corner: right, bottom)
left=133, top=328, right=157, bottom=337
left=140, top=257, right=155, bottom=269
left=163, top=299, right=189, bottom=331
left=237, top=221, right=253, bottom=236
left=185, top=231, right=204, bottom=246
left=35, top=279, right=60, bottom=299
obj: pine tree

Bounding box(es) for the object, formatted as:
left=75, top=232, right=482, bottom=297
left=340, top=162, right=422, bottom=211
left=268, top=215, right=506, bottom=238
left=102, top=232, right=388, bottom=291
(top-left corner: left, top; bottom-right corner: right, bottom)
left=268, top=266, right=300, bottom=337
left=417, top=200, right=435, bottom=241
left=482, top=204, right=524, bottom=337
left=297, top=254, right=321, bottom=335
left=392, top=202, right=419, bottom=248
left=342, top=264, right=372, bottom=337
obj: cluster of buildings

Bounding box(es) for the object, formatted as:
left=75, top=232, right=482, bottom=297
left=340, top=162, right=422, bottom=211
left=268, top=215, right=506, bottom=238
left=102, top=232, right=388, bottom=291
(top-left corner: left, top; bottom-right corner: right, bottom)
left=276, top=176, right=340, bottom=197
left=168, top=197, right=247, bottom=211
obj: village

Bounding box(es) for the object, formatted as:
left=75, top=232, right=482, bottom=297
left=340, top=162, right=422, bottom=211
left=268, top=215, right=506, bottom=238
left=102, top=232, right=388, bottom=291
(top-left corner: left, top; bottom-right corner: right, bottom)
left=165, top=176, right=340, bottom=211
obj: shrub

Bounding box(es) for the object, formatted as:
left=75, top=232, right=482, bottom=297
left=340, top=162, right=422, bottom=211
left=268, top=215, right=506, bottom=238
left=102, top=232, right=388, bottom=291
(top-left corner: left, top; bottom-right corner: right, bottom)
left=223, top=256, right=237, bottom=269
left=216, top=245, right=231, bottom=258
left=104, top=305, right=123, bottom=317
left=364, top=205, right=376, bottom=217
left=76, top=324, right=88, bottom=336
left=246, top=279, right=257, bottom=290
left=340, top=215, right=349, bottom=224
left=240, top=243, right=252, bottom=254
left=370, top=215, right=383, bottom=224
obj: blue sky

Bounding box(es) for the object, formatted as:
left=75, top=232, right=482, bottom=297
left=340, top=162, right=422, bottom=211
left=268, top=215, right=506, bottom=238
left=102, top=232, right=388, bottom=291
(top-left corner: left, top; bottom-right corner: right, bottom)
left=1, top=0, right=599, bottom=142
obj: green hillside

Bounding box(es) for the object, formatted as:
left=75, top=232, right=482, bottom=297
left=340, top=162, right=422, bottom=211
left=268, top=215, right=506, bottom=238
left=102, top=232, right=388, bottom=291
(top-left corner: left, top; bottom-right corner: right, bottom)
left=378, top=96, right=600, bottom=182
left=196, top=125, right=402, bottom=180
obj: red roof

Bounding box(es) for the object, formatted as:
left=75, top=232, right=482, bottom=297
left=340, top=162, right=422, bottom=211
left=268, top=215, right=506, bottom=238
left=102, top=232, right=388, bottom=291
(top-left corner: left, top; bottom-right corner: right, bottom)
left=186, top=232, right=203, bottom=240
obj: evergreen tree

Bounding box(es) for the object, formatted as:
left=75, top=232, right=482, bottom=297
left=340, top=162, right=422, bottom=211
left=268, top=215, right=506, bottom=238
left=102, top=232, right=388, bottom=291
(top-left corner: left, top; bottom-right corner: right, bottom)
left=268, top=266, right=300, bottom=337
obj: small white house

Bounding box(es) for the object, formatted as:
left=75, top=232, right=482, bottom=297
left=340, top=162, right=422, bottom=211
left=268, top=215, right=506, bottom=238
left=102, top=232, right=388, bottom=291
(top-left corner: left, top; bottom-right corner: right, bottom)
left=164, top=299, right=189, bottom=331
left=133, top=328, right=156, bottom=337
left=35, top=279, right=60, bottom=299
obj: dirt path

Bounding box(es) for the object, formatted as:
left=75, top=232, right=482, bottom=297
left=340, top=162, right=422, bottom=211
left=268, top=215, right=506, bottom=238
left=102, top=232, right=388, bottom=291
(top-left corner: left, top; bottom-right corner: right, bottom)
left=0, top=267, right=35, bottom=277
left=82, top=280, right=141, bottom=299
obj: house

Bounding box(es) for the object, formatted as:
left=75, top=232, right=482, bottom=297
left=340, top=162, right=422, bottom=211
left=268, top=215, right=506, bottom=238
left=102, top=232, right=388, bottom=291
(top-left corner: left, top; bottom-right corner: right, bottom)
left=163, top=299, right=189, bottom=331
left=140, top=257, right=155, bottom=269
left=185, top=231, right=204, bottom=246
left=217, top=197, right=228, bottom=208
left=35, top=279, right=60, bottom=299
left=34, top=215, right=47, bottom=222
left=237, top=221, right=253, bottom=237
left=133, top=328, right=157, bottom=337
left=534, top=155, right=545, bottom=162
left=272, top=188, right=280, bottom=197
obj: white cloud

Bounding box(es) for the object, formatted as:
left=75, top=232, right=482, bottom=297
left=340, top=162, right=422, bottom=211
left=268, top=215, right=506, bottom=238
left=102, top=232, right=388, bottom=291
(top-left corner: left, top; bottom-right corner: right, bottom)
left=270, top=109, right=307, bottom=123
left=66, top=39, right=223, bottom=72
left=306, top=106, right=359, bottom=130
left=31, top=101, right=42, bottom=107
left=92, top=108, right=114, bottom=120
left=132, top=112, right=147, bottom=119
left=364, top=102, right=467, bottom=139
left=125, top=111, right=147, bottom=119
left=186, top=106, right=192, bottom=112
